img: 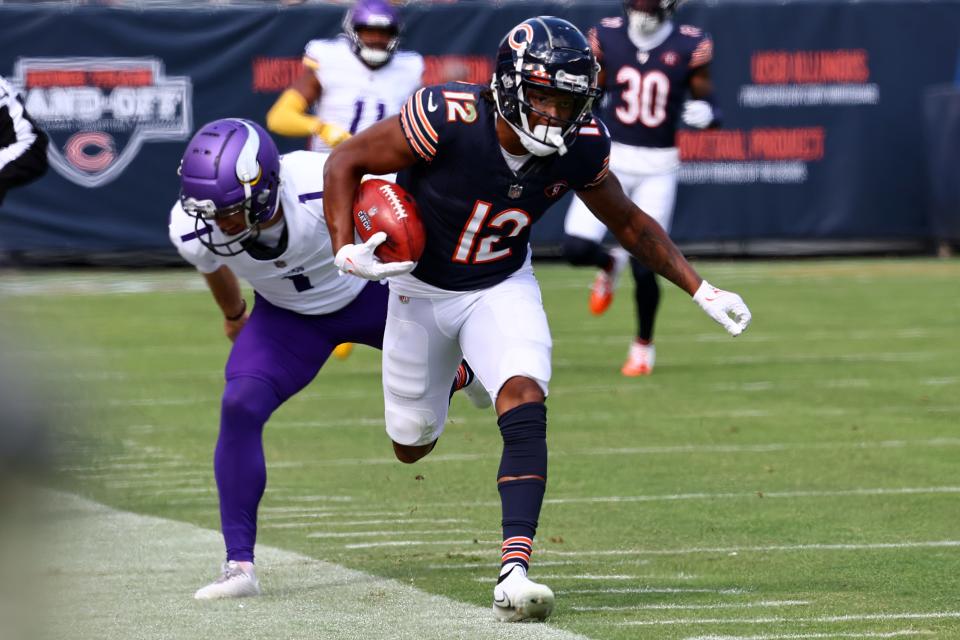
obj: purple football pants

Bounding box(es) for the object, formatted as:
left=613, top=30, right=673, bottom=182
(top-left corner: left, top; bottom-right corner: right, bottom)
left=216, top=282, right=388, bottom=562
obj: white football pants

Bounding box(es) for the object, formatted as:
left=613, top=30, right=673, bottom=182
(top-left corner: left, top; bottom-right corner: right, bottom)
left=381, top=266, right=552, bottom=446
left=564, top=143, right=680, bottom=242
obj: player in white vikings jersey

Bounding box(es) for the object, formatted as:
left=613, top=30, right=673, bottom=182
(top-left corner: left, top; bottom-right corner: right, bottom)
left=266, top=0, right=423, bottom=154
left=266, top=0, right=422, bottom=359
left=172, top=118, right=484, bottom=602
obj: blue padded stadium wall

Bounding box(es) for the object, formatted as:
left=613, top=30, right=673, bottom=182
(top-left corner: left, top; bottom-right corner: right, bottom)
left=1, top=0, right=959, bottom=264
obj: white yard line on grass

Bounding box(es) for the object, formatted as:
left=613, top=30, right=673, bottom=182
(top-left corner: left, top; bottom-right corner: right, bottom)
left=306, top=529, right=477, bottom=539
left=686, top=631, right=933, bottom=639
left=345, top=539, right=502, bottom=549
left=314, top=437, right=960, bottom=467
left=427, top=484, right=960, bottom=510
left=544, top=486, right=960, bottom=505
left=619, top=612, right=960, bottom=626
left=542, top=540, right=960, bottom=557
left=575, top=600, right=810, bottom=612
left=44, top=491, right=591, bottom=640
left=563, top=588, right=747, bottom=595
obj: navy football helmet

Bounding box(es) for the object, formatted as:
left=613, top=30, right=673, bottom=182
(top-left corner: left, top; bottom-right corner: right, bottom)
left=179, top=118, right=281, bottom=257
left=624, top=0, right=679, bottom=37
left=492, top=16, right=601, bottom=156
left=343, top=0, right=401, bottom=68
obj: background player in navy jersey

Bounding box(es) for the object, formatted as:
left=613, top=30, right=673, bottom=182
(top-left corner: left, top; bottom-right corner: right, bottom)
left=323, top=17, right=750, bottom=622
left=171, top=118, right=483, bottom=601
left=563, top=0, right=720, bottom=376
left=267, top=0, right=423, bottom=361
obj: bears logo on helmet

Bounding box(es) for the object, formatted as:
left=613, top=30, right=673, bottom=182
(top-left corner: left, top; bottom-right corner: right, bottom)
left=491, top=17, right=601, bottom=157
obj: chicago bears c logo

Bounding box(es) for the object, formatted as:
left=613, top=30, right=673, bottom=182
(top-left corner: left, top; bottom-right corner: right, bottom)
left=10, top=56, right=192, bottom=188
left=508, top=24, right=534, bottom=51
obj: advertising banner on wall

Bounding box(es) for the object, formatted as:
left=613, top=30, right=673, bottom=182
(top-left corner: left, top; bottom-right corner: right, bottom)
left=1, top=1, right=958, bottom=260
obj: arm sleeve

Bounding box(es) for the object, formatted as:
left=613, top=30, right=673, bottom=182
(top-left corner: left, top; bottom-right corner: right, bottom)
left=266, top=89, right=323, bottom=137
left=0, top=78, right=43, bottom=172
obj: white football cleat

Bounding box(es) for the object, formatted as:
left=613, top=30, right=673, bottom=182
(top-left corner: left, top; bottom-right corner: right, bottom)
left=492, top=565, right=554, bottom=622
left=194, top=561, right=261, bottom=600
left=621, top=340, right=656, bottom=377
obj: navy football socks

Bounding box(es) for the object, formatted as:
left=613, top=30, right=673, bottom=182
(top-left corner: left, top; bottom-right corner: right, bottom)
left=496, top=401, right=548, bottom=573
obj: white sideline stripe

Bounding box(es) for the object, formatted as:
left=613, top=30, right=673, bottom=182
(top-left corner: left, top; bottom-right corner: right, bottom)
left=542, top=540, right=960, bottom=557
left=619, top=611, right=960, bottom=626
left=575, top=600, right=810, bottom=612
left=686, top=632, right=932, bottom=639
left=45, top=492, right=590, bottom=640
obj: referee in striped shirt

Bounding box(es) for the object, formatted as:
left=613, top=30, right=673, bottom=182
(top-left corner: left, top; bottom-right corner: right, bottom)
left=0, top=75, right=48, bottom=206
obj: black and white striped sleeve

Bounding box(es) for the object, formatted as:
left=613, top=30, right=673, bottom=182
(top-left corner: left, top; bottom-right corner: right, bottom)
left=0, top=76, right=43, bottom=173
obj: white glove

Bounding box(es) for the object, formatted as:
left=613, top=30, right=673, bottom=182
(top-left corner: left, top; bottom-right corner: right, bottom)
left=693, top=280, right=752, bottom=337
left=334, top=231, right=416, bottom=281
left=682, top=100, right=714, bottom=129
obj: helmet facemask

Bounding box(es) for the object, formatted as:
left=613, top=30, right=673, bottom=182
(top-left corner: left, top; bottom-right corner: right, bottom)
left=343, top=0, right=401, bottom=68
left=179, top=119, right=280, bottom=257
left=624, top=0, right=677, bottom=38
left=492, top=20, right=601, bottom=157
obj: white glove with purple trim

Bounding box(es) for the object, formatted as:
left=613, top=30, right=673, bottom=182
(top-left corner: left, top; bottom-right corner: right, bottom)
left=334, top=231, right=415, bottom=281
left=693, top=280, right=752, bottom=337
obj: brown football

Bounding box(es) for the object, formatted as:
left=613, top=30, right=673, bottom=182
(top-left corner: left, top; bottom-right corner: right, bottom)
left=352, top=178, right=426, bottom=263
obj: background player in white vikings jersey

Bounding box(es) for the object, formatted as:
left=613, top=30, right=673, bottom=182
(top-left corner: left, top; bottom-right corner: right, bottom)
left=324, top=17, right=750, bottom=622
left=266, top=0, right=422, bottom=153
left=171, top=118, right=481, bottom=601
left=563, top=0, right=720, bottom=376
left=266, top=0, right=422, bottom=360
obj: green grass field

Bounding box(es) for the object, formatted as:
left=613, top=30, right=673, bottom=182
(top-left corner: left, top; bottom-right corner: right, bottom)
left=5, top=258, right=960, bottom=639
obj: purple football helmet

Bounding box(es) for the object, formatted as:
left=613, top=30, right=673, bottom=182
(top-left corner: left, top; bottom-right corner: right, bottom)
left=343, top=0, right=401, bottom=68
left=179, top=118, right=281, bottom=256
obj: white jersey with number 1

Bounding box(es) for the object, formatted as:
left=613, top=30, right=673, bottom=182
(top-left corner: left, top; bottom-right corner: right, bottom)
left=169, top=151, right=366, bottom=316
left=303, top=36, right=423, bottom=152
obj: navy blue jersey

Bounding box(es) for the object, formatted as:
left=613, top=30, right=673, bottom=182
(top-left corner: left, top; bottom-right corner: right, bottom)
left=589, top=19, right=712, bottom=148
left=397, top=83, right=611, bottom=291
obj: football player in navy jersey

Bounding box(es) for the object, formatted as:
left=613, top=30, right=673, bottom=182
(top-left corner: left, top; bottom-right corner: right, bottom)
left=323, top=17, right=750, bottom=622
left=563, top=0, right=720, bottom=376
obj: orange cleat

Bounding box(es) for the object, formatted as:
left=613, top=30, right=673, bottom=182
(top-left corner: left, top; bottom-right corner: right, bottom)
left=621, top=340, right=655, bottom=377
left=588, top=248, right=629, bottom=316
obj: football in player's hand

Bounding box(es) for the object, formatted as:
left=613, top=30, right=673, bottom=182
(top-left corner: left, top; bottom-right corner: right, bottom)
left=352, top=179, right=426, bottom=263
